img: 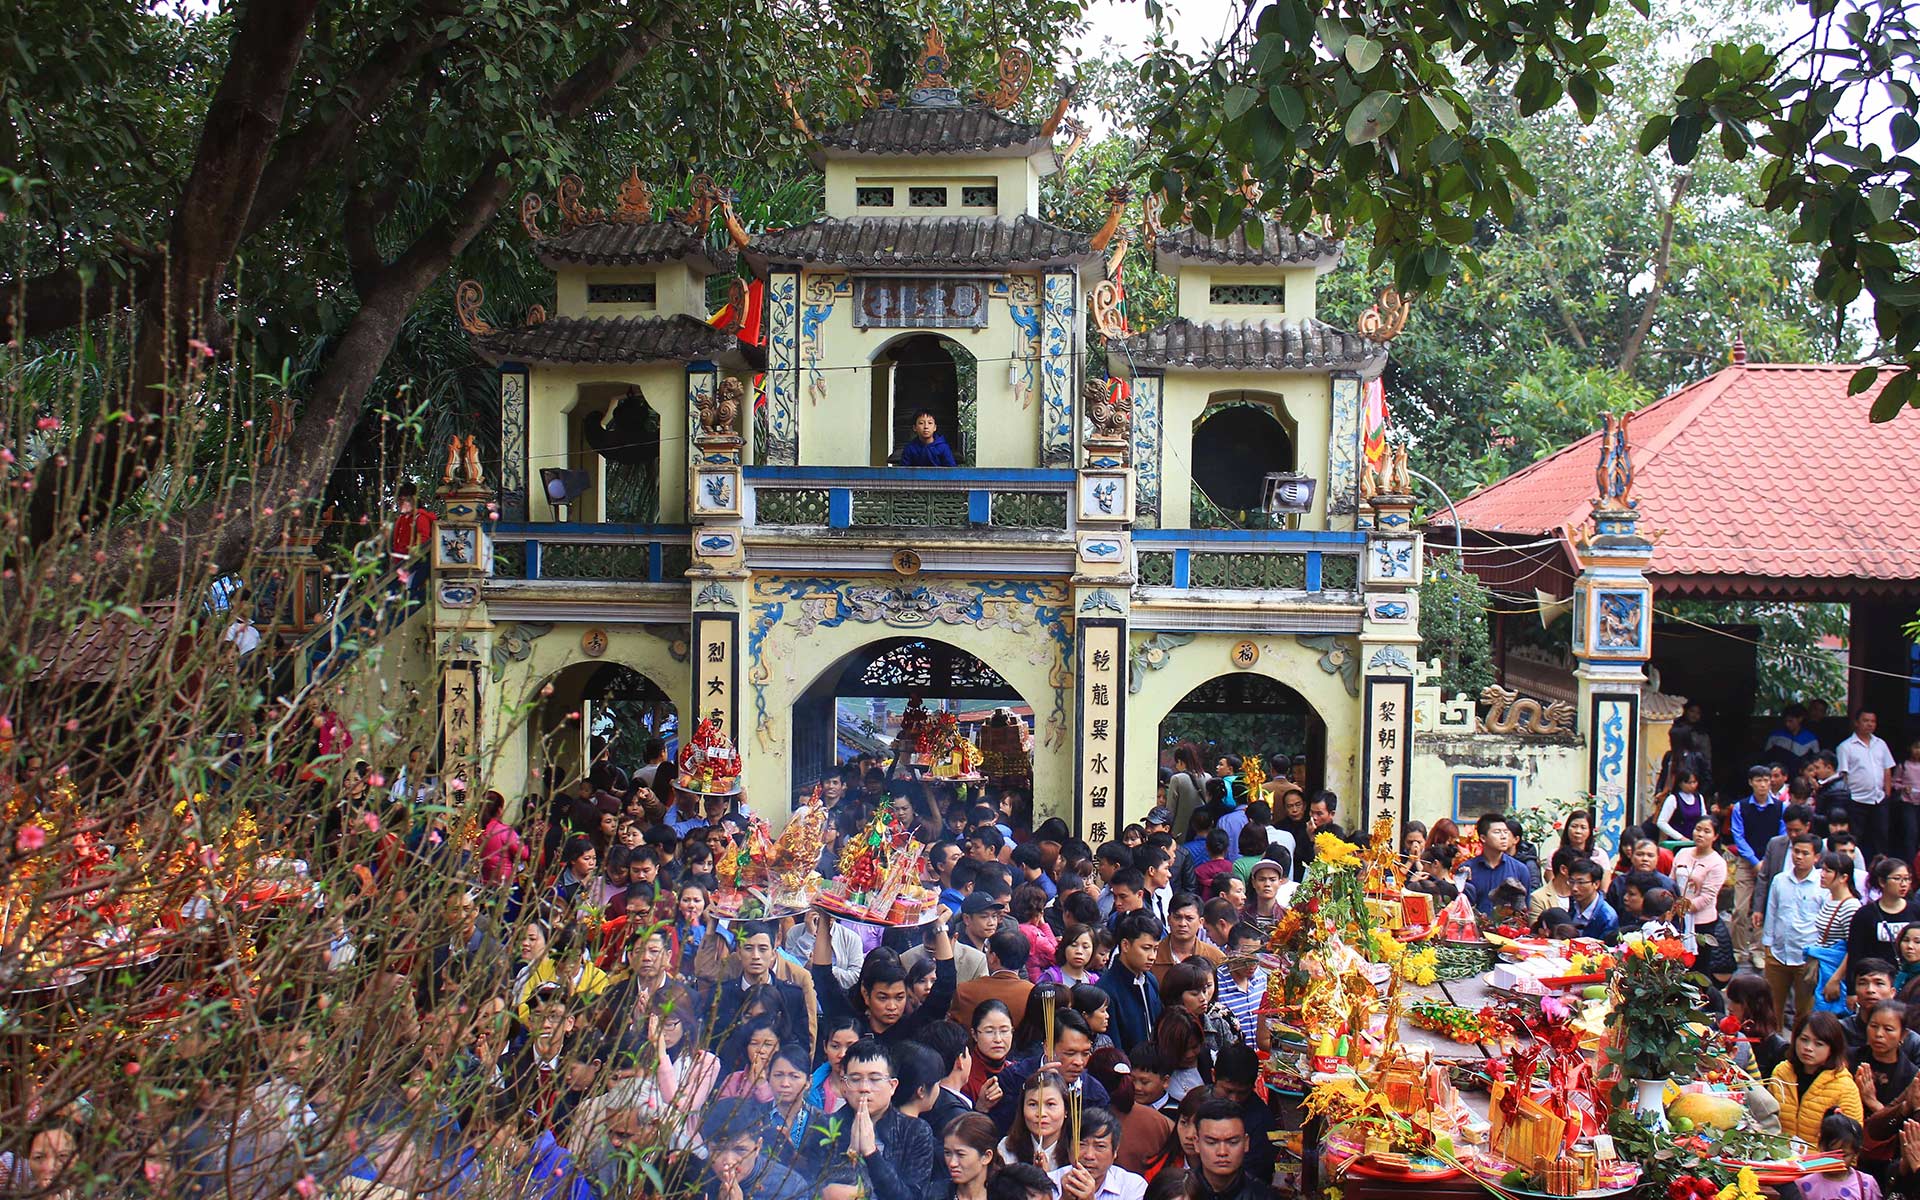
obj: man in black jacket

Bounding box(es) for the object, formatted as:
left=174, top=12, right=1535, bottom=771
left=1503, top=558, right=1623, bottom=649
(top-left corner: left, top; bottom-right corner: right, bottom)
left=710, top=921, right=810, bottom=1054
left=1096, top=912, right=1163, bottom=1052
left=919, top=1020, right=976, bottom=1138
left=832, top=1040, right=940, bottom=1200
left=1191, top=1096, right=1274, bottom=1200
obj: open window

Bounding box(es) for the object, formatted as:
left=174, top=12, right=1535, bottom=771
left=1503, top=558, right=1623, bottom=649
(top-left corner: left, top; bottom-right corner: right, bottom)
left=1191, top=391, right=1294, bottom=527
left=869, top=333, right=977, bottom=466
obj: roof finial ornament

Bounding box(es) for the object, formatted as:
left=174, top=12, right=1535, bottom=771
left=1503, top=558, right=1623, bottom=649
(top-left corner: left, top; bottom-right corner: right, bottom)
left=1357, top=287, right=1413, bottom=344
left=1089, top=186, right=1132, bottom=253
left=916, top=25, right=951, bottom=89
left=841, top=47, right=877, bottom=108
left=454, top=280, right=495, bottom=336
left=613, top=168, right=653, bottom=223
left=773, top=78, right=813, bottom=139
left=1040, top=79, right=1077, bottom=139
left=518, top=192, right=545, bottom=240
left=555, top=175, right=600, bottom=232
left=1593, top=412, right=1635, bottom=511
left=1731, top=331, right=1748, bottom=366
left=983, top=46, right=1033, bottom=111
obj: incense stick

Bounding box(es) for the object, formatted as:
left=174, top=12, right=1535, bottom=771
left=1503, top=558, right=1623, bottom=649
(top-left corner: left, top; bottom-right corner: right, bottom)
left=1068, top=1083, right=1082, bottom=1162
left=1042, top=988, right=1057, bottom=1062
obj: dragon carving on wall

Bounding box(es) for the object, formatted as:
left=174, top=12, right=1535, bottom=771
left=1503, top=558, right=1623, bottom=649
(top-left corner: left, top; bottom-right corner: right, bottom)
left=1478, top=685, right=1576, bottom=736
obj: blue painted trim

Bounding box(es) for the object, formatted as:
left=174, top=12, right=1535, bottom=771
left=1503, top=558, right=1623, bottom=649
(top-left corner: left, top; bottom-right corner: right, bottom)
left=525, top=541, right=542, bottom=581
left=1133, top=528, right=1367, bottom=547
left=828, top=489, right=853, bottom=529
left=743, top=466, right=1077, bottom=485
left=1172, top=548, right=1191, bottom=589
left=647, top=542, right=664, bottom=583
left=491, top=521, right=693, bottom=538
left=1305, top=552, right=1322, bottom=592
left=968, top=490, right=992, bottom=525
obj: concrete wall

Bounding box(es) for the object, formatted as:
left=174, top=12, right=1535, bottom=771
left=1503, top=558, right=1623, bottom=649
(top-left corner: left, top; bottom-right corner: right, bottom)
left=824, top=155, right=1039, bottom=219
left=1173, top=264, right=1320, bottom=323
left=1156, top=372, right=1333, bottom=530
left=1410, top=731, right=1588, bottom=831
left=554, top=262, right=707, bottom=322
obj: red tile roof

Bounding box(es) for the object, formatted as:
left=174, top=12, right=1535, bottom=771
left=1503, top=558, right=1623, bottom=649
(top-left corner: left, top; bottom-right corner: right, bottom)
left=1435, top=363, right=1919, bottom=599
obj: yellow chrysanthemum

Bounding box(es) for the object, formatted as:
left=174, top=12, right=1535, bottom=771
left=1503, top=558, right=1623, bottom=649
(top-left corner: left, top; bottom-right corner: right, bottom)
left=1315, top=832, right=1362, bottom=868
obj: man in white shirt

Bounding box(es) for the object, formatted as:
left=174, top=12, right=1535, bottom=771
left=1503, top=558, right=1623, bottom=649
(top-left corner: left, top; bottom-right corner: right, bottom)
left=1049, top=1107, right=1146, bottom=1200
left=1761, top=834, right=1826, bottom=1022
left=1837, top=710, right=1898, bottom=861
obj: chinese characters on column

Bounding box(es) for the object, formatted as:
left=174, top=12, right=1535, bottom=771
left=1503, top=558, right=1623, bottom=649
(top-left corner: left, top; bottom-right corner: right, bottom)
left=1361, top=677, right=1413, bottom=829
left=1077, top=620, right=1126, bottom=843
left=441, top=663, right=480, bottom=800
left=691, top=614, right=739, bottom=740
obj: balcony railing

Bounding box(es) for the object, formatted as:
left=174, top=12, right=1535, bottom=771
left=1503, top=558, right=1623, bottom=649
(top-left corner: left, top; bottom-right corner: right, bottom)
left=1133, top=529, right=1365, bottom=593
left=489, top=523, right=693, bottom=582
left=745, top=467, right=1075, bottom=532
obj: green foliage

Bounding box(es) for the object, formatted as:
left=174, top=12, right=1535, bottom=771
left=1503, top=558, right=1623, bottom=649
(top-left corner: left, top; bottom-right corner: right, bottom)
left=1605, top=938, right=1710, bottom=1082
left=1669, top=600, right=1849, bottom=712
left=1419, top=552, right=1494, bottom=698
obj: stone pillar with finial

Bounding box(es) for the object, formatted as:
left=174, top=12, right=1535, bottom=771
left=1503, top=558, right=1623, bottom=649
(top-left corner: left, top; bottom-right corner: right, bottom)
left=1357, top=437, right=1422, bottom=832
left=431, top=435, right=494, bottom=810
left=687, top=375, right=750, bottom=809
left=1071, top=375, right=1133, bottom=841
left=1571, top=413, right=1655, bottom=857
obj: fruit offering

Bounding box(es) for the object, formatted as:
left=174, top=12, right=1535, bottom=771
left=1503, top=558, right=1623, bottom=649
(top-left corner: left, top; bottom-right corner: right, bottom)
left=677, top=712, right=742, bottom=794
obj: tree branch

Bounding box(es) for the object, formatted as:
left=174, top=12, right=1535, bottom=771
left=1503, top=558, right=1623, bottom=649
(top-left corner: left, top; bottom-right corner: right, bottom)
left=0, top=266, right=131, bottom=343
left=1617, top=170, right=1692, bottom=381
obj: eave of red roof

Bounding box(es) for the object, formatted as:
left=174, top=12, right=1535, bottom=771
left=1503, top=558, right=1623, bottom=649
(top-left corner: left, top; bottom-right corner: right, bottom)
left=1433, top=363, right=1916, bottom=595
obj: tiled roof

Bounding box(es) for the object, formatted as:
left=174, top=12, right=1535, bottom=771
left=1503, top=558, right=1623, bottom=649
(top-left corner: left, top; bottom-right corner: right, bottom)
left=474, top=314, right=739, bottom=366
left=1437, top=363, right=1920, bottom=597
left=814, top=106, right=1047, bottom=158
left=746, top=215, right=1093, bottom=271
left=1118, top=317, right=1385, bottom=374
left=1156, top=221, right=1343, bottom=271
left=30, top=603, right=180, bottom=685
left=534, top=221, right=734, bottom=273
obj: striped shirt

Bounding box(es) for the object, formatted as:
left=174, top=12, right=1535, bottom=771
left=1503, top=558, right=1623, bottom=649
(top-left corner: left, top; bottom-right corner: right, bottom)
left=1215, top=965, right=1268, bottom=1045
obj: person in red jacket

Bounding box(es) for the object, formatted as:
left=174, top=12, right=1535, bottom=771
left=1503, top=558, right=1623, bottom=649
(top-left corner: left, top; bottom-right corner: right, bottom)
left=388, top=482, right=435, bottom=599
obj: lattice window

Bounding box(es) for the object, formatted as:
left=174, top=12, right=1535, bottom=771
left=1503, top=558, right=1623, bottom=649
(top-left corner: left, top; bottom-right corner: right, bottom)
left=660, top=545, right=692, bottom=579
left=1320, top=555, right=1359, bottom=590
left=909, top=186, right=949, bottom=208
left=855, top=640, right=1014, bottom=694
left=857, top=186, right=895, bottom=207
left=861, top=643, right=933, bottom=689
left=1208, top=283, right=1286, bottom=307
left=540, top=545, right=654, bottom=580
left=588, top=281, right=657, bottom=304
left=851, top=489, right=969, bottom=527
left=988, top=493, right=1069, bottom=529
left=962, top=186, right=998, bottom=208
left=1137, top=552, right=1173, bottom=586
left=756, top=489, right=831, bottom=524
left=1190, top=551, right=1307, bottom=590
left=492, top=545, right=525, bottom=579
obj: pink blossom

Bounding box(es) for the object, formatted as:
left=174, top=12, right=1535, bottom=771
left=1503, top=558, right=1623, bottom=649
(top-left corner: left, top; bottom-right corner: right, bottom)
left=187, top=338, right=214, bottom=360
left=367, top=773, right=386, bottom=789
left=294, top=1174, right=318, bottom=1198
left=15, top=825, right=47, bottom=852
left=64, top=718, right=79, bottom=732
left=361, top=811, right=380, bottom=833
left=396, top=569, right=411, bottom=585
left=35, top=417, right=56, bottom=431
left=142, top=1162, right=165, bottom=1186
left=447, top=776, right=467, bottom=794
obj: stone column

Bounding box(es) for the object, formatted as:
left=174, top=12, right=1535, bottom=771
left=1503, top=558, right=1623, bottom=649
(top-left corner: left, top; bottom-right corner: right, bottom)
left=1357, top=456, right=1423, bottom=832
left=432, top=441, right=494, bottom=806
left=498, top=362, right=530, bottom=520
left=763, top=269, right=801, bottom=465
left=1571, top=415, right=1653, bottom=857
left=1040, top=269, right=1078, bottom=467
left=1071, top=378, right=1135, bottom=838
left=687, top=378, right=751, bottom=805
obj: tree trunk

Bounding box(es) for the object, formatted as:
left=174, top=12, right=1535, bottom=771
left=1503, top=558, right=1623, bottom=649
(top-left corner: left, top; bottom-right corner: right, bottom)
left=1617, top=171, right=1692, bottom=381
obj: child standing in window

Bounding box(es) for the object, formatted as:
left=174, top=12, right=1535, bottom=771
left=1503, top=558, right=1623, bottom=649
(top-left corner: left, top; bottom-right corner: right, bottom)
left=898, top=409, right=957, bottom=466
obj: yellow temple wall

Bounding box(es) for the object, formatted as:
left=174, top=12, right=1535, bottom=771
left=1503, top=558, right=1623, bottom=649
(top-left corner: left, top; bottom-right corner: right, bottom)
left=1124, top=632, right=1360, bottom=830
left=1409, top=732, right=1587, bottom=833
left=824, top=156, right=1040, bottom=219
left=1174, top=264, right=1320, bottom=323
left=553, top=262, right=708, bottom=321
left=1156, top=371, right=1333, bottom=530
left=800, top=273, right=1045, bottom=468
left=483, top=619, right=694, bottom=813
left=327, top=604, right=436, bottom=745
left=525, top=362, right=691, bottom=523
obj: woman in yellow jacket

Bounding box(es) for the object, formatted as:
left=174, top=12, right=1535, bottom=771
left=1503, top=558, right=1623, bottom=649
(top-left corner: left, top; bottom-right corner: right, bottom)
left=1768, top=1010, right=1864, bottom=1143
left=513, top=923, right=610, bottom=1023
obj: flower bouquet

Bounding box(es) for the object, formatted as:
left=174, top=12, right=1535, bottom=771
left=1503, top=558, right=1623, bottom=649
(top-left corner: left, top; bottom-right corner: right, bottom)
left=1607, top=932, right=1708, bottom=1117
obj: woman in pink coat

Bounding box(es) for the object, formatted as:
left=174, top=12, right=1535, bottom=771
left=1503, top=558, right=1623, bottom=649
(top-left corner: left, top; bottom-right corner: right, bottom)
left=478, top=791, right=529, bottom=886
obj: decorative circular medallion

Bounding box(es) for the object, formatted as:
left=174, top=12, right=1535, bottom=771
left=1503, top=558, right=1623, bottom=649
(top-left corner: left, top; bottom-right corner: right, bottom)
left=1230, top=639, right=1260, bottom=669
left=892, top=549, right=923, bottom=576
left=581, top=628, right=608, bottom=657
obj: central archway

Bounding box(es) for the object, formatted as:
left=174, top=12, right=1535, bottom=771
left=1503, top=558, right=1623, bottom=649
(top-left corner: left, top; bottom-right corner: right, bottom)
left=1158, top=671, right=1325, bottom=836
left=792, top=635, right=1037, bottom=808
